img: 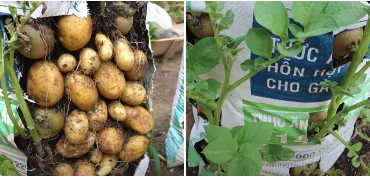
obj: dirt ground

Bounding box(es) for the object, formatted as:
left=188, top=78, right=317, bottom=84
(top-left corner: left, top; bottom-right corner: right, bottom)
left=145, top=52, right=184, bottom=176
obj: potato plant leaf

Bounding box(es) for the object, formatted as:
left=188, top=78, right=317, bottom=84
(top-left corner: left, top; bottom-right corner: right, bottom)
left=204, top=125, right=233, bottom=143
left=227, top=143, right=262, bottom=176
left=356, top=130, right=370, bottom=141
left=245, top=28, right=273, bottom=58
left=291, top=1, right=327, bottom=26
left=0, top=155, right=19, bottom=176
left=230, top=126, right=243, bottom=137
left=234, top=122, right=274, bottom=147
left=323, top=1, right=368, bottom=27
left=262, top=144, right=295, bottom=163
left=241, top=59, right=255, bottom=71
left=288, top=24, right=303, bottom=38
left=219, top=10, right=234, bottom=31
left=276, top=43, right=303, bottom=57
left=297, top=14, right=339, bottom=38
left=202, top=137, right=238, bottom=164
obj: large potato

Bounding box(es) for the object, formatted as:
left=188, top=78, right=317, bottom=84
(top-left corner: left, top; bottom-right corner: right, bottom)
left=333, top=28, right=363, bottom=57
left=56, top=131, right=96, bottom=158
left=87, top=99, right=107, bottom=131
left=58, top=15, right=92, bottom=51
left=64, top=110, right=89, bottom=144
left=54, top=163, right=74, bottom=176
left=125, top=50, right=147, bottom=80
left=34, top=107, right=64, bottom=139
left=97, top=128, right=124, bottom=154
left=65, top=73, right=98, bottom=111
left=27, top=61, right=64, bottom=107
left=92, top=61, right=126, bottom=99
left=120, top=81, right=146, bottom=105
left=95, top=33, right=113, bottom=61
left=108, top=101, right=126, bottom=121
left=118, top=135, right=149, bottom=162
left=17, top=24, right=55, bottom=59
left=79, top=48, right=101, bottom=75
left=74, top=159, right=95, bottom=176
left=57, top=53, right=77, bottom=73
left=123, top=106, right=154, bottom=135
left=113, top=38, right=135, bottom=71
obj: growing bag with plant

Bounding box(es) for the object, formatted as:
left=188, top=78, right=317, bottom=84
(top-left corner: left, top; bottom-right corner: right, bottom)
left=186, top=1, right=370, bottom=176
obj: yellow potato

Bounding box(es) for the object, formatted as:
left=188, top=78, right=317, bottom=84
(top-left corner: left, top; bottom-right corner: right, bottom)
left=34, top=107, right=64, bottom=139
left=54, top=163, right=74, bottom=176
left=65, top=73, right=98, bottom=111
left=97, top=154, right=117, bottom=176
left=56, top=131, right=96, bottom=158
left=123, top=106, right=154, bottom=135
left=92, top=61, right=126, bottom=99
left=57, top=53, right=77, bottom=73
left=118, top=135, right=149, bottom=162
left=27, top=61, right=64, bottom=107
left=116, top=16, right=133, bottom=35
left=79, top=48, right=101, bottom=75
left=333, top=28, right=363, bottom=57
left=309, top=111, right=327, bottom=124
left=108, top=101, right=127, bottom=121
left=87, top=99, right=107, bottom=131
left=58, top=15, right=92, bottom=51
left=125, top=50, right=147, bottom=80
left=120, top=81, right=146, bottom=105
left=64, top=110, right=89, bottom=144
left=113, top=38, right=135, bottom=71
left=97, top=128, right=124, bottom=154
left=74, top=159, right=95, bottom=176
left=89, top=148, right=103, bottom=164
left=95, top=33, right=113, bottom=61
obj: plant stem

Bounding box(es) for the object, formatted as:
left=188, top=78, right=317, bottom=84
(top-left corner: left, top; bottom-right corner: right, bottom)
left=187, top=91, right=218, bottom=110
left=100, top=1, right=106, bottom=15
left=204, top=110, right=215, bottom=125
left=208, top=13, right=227, bottom=71
left=214, top=63, right=232, bottom=126
left=350, top=61, right=370, bottom=86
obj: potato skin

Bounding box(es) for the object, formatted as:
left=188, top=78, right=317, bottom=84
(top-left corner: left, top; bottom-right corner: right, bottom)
left=34, top=107, right=64, bottom=139
left=64, top=110, right=89, bottom=144
left=123, top=106, right=154, bottom=135
left=309, top=111, right=327, bottom=124
left=125, top=50, right=147, bottom=80
left=113, top=38, right=135, bottom=71
left=108, top=101, right=127, bottom=121
left=93, top=61, right=126, bottom=99
left=27, top=61, right=64, bottom=107
left=87, top=99, right=107, bottom=131
left=58, top=53, right=77, bottom=73
left=65, top=73, right=98, bottom=111
left=79, top=48, right=101, bottom=75
left=116, top=16, right=133, bottom=35
left=74, top=160, right=95, bottom=176
left=58, top=15, right=92, bottom=51
left=187, top=13, right=214, bottom=38
left=333, top=28, right=363, bottom=58
left=118, top=135, right=149, bottom=162
left=89, top=148, right=103, bottom=164
left=97, top=128, right=124, bottom=154
left=56, top=131, right=96, bottom=158
left=121, top=81, right=146, bottom=105
left=54, top=163, right=74, bottom=176
left=97, top=154, right=117, bottom=176
left=95, top=33, right=113, bottom=61
left=17, top=24, right=55, bottom=59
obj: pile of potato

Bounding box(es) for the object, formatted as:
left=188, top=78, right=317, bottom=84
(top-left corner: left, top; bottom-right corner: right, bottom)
left=20, top=13, right=153, bottom=176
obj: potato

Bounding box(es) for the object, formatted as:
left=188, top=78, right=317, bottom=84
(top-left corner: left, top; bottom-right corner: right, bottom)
left=118, top=135, right=149, bottom=162
left=120, top=81, right=146, bottom=105
left=87, top=99, right=108, bottom=131
left=17, top=24, right=55, bottom=60
left=97, top=128, right=124, bottom=154
left=74, top=159, right=95, bottom=176
left=290, top=163, right=318, bottom=176
left=56, top=131, right=96, bottom=158
left=97, top=154, right=117, bottom=176
left=187, top=13, right=214, bottom=38
left=108, top=101, right=127, bottom=121
left=113, top=38, right=135, bottom=71
left=123, top=106, right=154, bottom=135
left=309, top=111, right=327, bottom=124
left=54, top=163, right=74, bottom=176
left=93, top=61, right=126, bottom=99
left=95, top=33, right=113, bottom=61
left=125, top=50, right=147, bottom=80
left=58, top=15, right=92, bottom=51
left=58, top=54, right=77, bottom=73
left=27, top=61, right=64, bottom=107
left=64, top=110, right=89, bottom=144
left=333, top=28, right=363, bottom=57
left=34, top=107, right=64, bottom=139
left=116, top=16, right=133, bottom=35
left=65, top=73, right=98, bottom=111
left=79, top=48, right=101, bottom=75
left=89, top=148, right=103, bottom=164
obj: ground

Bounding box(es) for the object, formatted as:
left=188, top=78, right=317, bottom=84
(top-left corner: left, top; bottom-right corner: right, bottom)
left=145, top=52, right=184, bottom=176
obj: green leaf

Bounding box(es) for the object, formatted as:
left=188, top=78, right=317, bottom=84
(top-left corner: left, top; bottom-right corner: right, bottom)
left=351, top=156, right=361, bottom=167
left=234, top=122, right=274, bottom=147
left=214, top=1, right=224, bottom=12
left=291, top=1, right=327, bottom=26
left=187, top=37, right=220, bottom=75
left=205, top=1, right=224, bottom=13
left=262, top=144, right=295, bottom=163
left=352, top=142, right=362, bottom=152
left=254, top=57, right=265, bottom=67
left=186, top=69, right=195, bottom=84
left=204, top=125, right=233, bottom=143
left=245, top=28, right=273, bottom=58
left=219, top=10, right=234, bottom=31
left=254, top=1, right=289, bottom=39
left=200, top=163, right=218, bottom=176
left=348, top=85, right=361, bottom=96
left=354, top=74, right=367, bottom=86
left=209, top=12, right=223, bottom=20
left=240, top=59, right=255, bottom=71
left=149, top=146, right=162, bottom=176
left=8, top=6, right=18, bottom=24
left=297, top=14, right=339, bottom=38
left=276, top=43, right=303, bottom=57
left=202, top=137, right=238, bottom=164
left=0, top=159, right=19, bottom=176
left=323, top=1, right=368, bottom=27
left=230, top=126, right=243, bottom=137
left=288, top=24, right=303, bottom=38
left=360, top=108, right=370, bottom=122
left=206, top=78, right=221, bottom=93
left=357, top=131, right=370, bottom=141
left=227, top=143, right=262, bottom=176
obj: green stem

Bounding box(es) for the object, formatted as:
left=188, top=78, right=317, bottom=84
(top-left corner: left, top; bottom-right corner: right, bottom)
left=187, top=91, right=218, bottom=110
left=208, top=13, right=227, bottom=71
left=214, top=62, right=232, bottom=126
left=350, top=61, right=370, bottom=86
left=100, top=1, right=106, bottom=15
left=204, top=110, right=215, bottom=125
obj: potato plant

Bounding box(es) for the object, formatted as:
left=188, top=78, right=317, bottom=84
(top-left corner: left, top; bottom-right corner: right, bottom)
left=186, top=1, right=370, bottom=175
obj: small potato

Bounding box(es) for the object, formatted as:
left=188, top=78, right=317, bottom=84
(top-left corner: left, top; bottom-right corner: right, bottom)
left=27, top=61, right=64, bottom=107
left=87, top=99, right=107, bottom=131
left=113, top=38, right=135, bottom=71
left=58, top=54, right=77, bottom=73
left=187, top=13, right=214, bottom=39
left=97, top=128, right=124, bottom=154
left=123, top=106, right=154, bottom=135
left=116, top=16, right=133, bottom=35
left=309, top=111, right=327, bottom=124
left=97, top=154, right=117, bottom=176
left=89, top=148, right=103, bottom=164
left=55, top=163, right=74, bottom=176
left=125, top=50, right=147, bottom=80
left=56, top=131, right=96, bottom=158
left=118, top=135, right=149, bottom=162
left=120, top=81, right=146, bottom=105
left=58, top=15, right=92, bottom=51
left=93, top=61, right=126, bottom=99
left=34, top=107, right=64, bottom=139
left=290, top=163, right=318, bottom=176
left=74, top=159, right=95, bottom=176
left=79, top=48, right=101, bottom=75
left=65, top=73, right=98, bottom=111
left=108, top=101, right=127, bottom=121
left=64, top=110, right=89, bottom=144
left=95, top=33, right=113, bottom=61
